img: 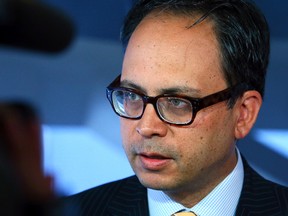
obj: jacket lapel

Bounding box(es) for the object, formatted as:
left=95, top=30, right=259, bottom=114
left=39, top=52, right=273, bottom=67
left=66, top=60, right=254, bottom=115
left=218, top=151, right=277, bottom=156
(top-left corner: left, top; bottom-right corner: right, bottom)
left=236, top=158, right=288, bottom=216
left=107, top=176, right=149, bottom=216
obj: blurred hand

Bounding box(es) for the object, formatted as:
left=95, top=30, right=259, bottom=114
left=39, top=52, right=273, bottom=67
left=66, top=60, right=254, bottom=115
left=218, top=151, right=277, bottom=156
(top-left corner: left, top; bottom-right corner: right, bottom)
left=0, top=102, right=54, bottom=202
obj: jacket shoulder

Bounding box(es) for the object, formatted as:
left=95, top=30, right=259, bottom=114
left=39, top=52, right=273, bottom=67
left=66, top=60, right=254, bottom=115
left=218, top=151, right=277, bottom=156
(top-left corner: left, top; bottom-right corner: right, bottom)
left=62, top=176, right=148, bottom=216
left=236, top=159, right=288, bottom=215
left=65, top=175, right=142, bottom=203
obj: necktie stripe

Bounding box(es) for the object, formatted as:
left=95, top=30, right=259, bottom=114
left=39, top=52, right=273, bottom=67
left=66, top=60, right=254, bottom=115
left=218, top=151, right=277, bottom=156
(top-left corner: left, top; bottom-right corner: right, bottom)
left=172, top=211, right=197, bottom=216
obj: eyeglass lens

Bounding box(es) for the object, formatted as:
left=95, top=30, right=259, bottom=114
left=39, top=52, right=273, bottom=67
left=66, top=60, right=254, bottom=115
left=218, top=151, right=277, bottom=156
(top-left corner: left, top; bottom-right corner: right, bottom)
left=157, top=97, right=193, bottom=124
left=112, top=89, right=194, bottom=124
left=112, top=89, right=144, bottom=118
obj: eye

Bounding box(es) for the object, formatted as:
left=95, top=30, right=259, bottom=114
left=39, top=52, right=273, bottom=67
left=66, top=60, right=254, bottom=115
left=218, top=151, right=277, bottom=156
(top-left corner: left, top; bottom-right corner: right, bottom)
left=167, top=97, right=189, bottom=108
left=125, top=91, right=141, bottom=101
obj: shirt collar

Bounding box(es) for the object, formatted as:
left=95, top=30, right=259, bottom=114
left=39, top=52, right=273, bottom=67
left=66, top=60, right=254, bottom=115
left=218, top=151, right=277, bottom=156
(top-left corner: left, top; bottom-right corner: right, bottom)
left=148, top=148, right=244, bottom=216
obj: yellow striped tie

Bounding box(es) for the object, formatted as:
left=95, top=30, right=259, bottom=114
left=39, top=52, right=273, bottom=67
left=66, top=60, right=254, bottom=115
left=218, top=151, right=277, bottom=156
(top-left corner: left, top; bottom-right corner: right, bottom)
left=171, top=211, right=197, bottom=216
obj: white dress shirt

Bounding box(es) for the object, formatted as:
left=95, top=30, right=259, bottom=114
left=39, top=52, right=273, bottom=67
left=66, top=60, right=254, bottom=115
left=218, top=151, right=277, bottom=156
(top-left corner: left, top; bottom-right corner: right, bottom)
left=148, top=149, right=244, bottom=216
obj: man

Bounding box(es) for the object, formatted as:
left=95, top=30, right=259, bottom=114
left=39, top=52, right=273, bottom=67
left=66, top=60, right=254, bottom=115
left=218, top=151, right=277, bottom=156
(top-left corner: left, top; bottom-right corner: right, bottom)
left=65, top=0, right=288, bottom=215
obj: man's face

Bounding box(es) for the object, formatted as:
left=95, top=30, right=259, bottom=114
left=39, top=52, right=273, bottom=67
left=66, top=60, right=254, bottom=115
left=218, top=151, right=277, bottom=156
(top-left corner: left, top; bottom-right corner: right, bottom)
left=120, top=14, right=239, bottom=201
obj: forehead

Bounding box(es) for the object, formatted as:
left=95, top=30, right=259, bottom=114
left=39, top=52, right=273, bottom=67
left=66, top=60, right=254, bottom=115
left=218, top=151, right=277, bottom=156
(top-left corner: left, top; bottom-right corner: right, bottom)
left=122, top=13, right=226, bottom=94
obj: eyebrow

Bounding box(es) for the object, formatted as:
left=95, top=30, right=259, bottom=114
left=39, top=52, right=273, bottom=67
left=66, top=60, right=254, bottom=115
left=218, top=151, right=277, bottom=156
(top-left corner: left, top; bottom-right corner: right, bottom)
left=120, top=79, right=201, bottom=96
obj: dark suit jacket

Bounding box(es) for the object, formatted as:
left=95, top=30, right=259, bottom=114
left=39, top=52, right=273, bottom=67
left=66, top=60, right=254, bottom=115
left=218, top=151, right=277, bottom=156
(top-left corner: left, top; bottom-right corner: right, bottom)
left=64, top=159, right=288, bottom=216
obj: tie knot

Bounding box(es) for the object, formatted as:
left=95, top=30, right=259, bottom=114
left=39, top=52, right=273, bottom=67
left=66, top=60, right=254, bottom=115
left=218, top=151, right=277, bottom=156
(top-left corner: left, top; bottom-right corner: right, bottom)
left=172, top=211, right=197, bottom=216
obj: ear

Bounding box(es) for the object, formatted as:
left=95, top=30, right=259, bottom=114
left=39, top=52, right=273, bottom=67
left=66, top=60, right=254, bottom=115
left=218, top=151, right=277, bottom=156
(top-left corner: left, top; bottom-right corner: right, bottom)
left=234, top=90, right=262, bottom=139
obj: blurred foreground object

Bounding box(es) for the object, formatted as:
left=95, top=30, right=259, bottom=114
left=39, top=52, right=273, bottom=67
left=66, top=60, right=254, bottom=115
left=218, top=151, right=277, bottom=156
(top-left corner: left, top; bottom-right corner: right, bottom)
left=0, top=1, right=75, bottom=214
left=0, top=0, right=75, bottom=53
left=0, top=102, right=57, bottom=215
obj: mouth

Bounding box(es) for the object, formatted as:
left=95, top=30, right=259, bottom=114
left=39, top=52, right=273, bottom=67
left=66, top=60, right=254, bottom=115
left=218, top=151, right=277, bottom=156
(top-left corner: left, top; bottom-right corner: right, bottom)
left=137, top=152, right=172, bottom=171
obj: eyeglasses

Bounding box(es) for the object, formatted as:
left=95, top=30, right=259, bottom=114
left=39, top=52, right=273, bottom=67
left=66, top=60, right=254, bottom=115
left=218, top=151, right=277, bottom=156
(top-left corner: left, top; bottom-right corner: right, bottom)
left=106, top=75, right=247, bottom=126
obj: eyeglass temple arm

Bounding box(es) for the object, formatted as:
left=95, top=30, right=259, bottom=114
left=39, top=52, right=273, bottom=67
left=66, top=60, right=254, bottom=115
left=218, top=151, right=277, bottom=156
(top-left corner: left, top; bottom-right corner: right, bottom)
left=197, top=83, right=252, bottom=109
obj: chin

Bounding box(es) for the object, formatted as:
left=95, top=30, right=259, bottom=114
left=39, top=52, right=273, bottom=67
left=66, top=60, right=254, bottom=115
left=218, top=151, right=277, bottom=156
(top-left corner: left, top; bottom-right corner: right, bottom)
left=136, top=172, right=174, bottom=191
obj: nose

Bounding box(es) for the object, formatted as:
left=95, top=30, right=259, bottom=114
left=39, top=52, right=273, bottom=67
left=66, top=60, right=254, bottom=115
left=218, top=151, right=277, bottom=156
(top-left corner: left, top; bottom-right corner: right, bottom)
left=136, top=104, right=168, bottom=138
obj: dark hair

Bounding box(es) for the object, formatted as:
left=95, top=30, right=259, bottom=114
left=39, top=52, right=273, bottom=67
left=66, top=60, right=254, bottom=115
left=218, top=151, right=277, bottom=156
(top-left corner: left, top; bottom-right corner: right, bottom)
left=120, top=0, right=270, bottom=101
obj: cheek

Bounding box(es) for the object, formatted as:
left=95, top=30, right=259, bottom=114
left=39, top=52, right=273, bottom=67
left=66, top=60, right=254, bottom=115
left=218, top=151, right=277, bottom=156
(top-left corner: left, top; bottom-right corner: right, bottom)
left=203, top=111, right=236, bottom=159
left=181, top=109, right=235, bottom=159
left=120, top=118, right=134, bottom=136
left=120, top=119, right=136, bottom=152
left=195, top=106, right=235, bottom=138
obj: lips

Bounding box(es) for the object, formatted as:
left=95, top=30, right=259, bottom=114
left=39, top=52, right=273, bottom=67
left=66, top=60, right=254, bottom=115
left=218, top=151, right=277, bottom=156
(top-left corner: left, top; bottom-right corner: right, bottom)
left=138, top=152, right=172, bottom=171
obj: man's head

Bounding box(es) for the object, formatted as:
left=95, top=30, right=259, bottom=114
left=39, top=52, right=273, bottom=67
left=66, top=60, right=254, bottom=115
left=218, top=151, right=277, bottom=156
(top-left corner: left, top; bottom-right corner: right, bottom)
left=107, top=0, right=269, bottom=206
left=121, top=0, right=270, bottom=98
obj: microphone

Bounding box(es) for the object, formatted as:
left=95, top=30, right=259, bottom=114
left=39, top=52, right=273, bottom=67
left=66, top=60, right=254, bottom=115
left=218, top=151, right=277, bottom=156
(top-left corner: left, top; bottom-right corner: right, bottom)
left=0, top=0, right=75, bottom=53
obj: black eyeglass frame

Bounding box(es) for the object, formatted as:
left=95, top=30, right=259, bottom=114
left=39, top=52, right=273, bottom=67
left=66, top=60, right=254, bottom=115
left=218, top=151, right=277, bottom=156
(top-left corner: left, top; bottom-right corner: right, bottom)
left=106, top=75, right=250, bottom=125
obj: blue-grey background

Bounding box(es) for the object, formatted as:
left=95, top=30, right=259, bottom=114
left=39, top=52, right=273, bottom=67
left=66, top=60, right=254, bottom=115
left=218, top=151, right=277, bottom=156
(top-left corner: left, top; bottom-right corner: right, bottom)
left=0, top=0, right=287, bottom=195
